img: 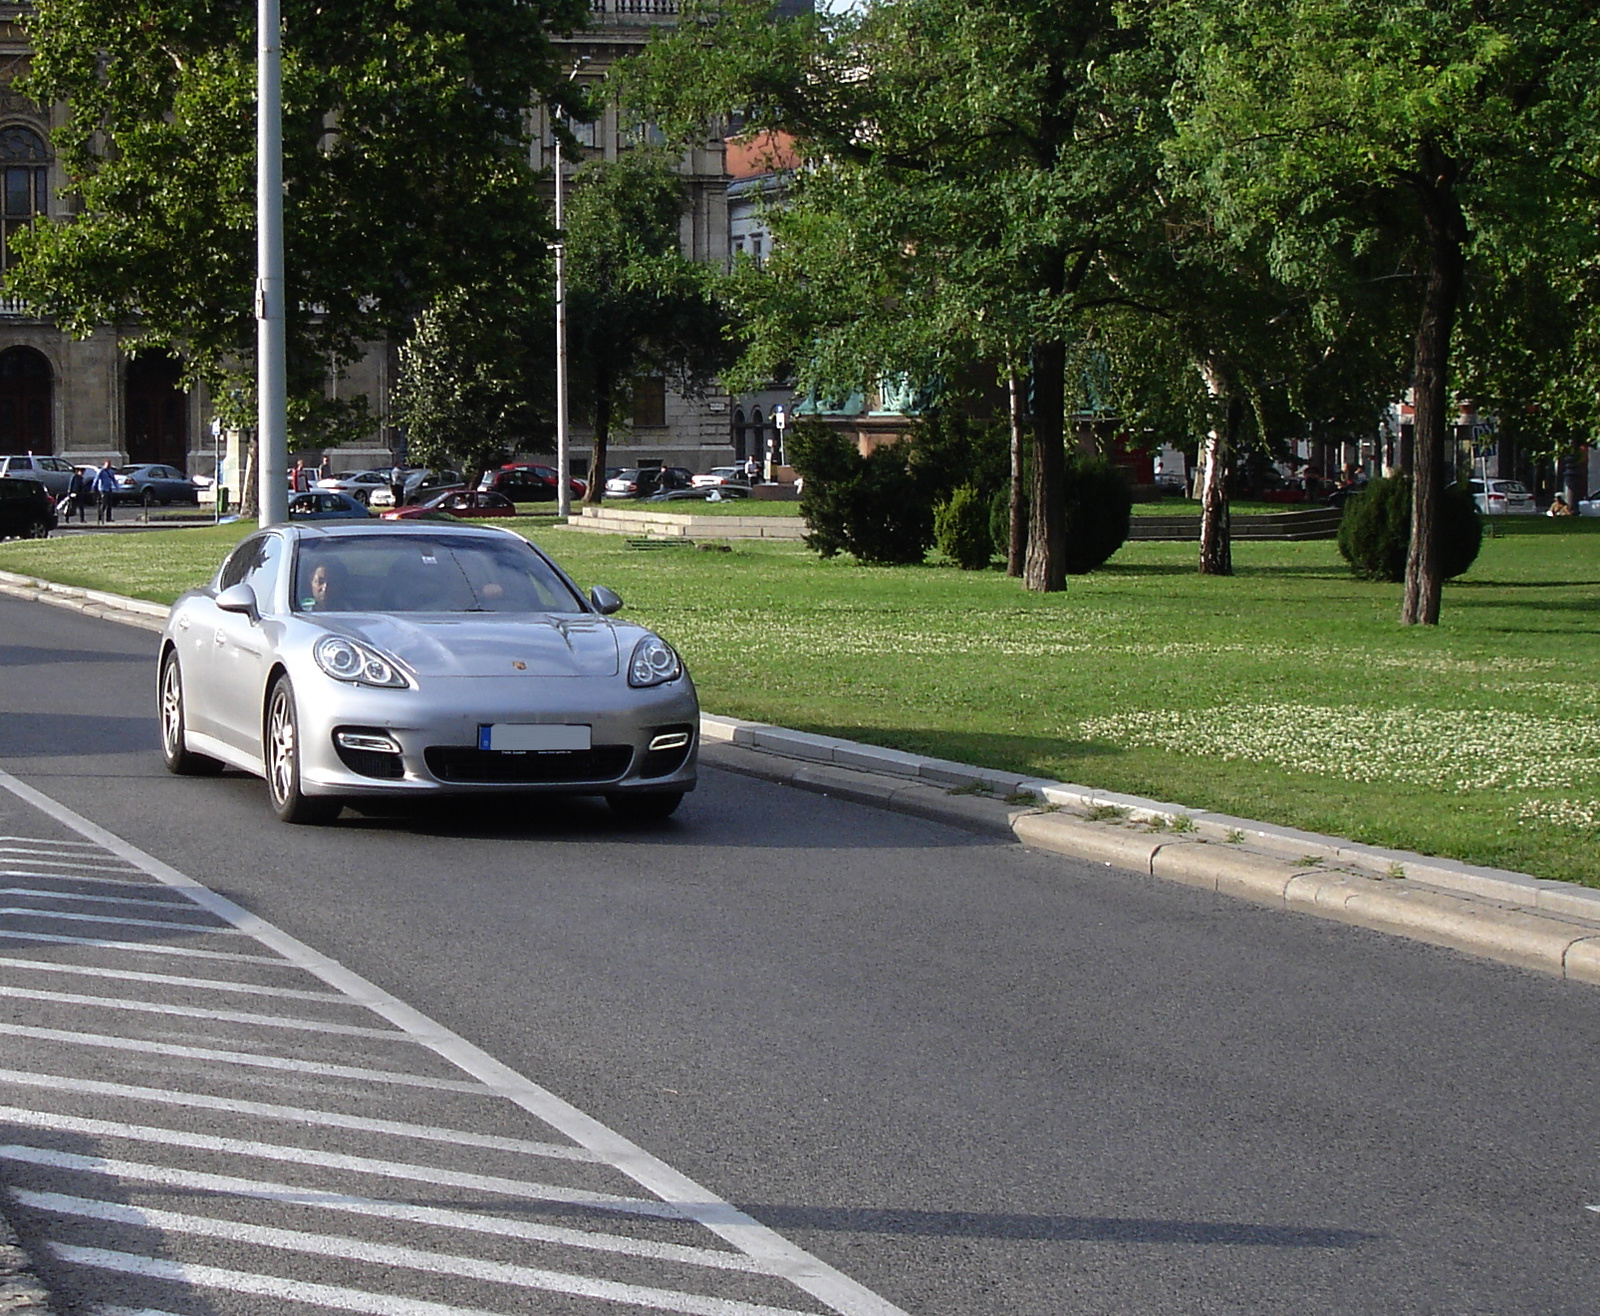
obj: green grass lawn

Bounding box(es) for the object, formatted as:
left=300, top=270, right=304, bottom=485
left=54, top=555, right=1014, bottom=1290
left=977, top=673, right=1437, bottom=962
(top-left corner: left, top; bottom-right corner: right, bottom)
left=4, top=516, right=1597, bottom=885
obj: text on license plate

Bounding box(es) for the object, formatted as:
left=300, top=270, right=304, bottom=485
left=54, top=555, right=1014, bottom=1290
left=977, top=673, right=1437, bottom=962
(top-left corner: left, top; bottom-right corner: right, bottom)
left=479, top=724, right=591, bottom=752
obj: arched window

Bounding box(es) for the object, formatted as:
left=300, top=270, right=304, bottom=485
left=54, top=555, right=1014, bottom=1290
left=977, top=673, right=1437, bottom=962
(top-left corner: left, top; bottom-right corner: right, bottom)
left=0, top=126, right=49, bottom=273
left=751, top=408, right=764, bottom=453
left=732, top=409, right=746, bottom=457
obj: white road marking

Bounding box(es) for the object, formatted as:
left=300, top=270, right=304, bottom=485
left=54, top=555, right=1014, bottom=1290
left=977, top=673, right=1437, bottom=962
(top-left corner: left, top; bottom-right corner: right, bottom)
left=0, top=1110, right=680, bottom=1219
left=0, top=1021, right=490, bottom=1092
left=0, top=868, right=159, bottom=886
left=0, top=1067, right=603, bottom=1162
left=0, top=954, right=347, bottom=1000
left=0, top=927, right=296, bottom=963
left=0, top=1145, right=773, bottom=1275
left=51, top=1243, right=818, bottom=1316
left=0, top=885, right=206, bottom=911
left=0, top=982, right=415, bottom=1038
left=0, top=835, right=105, bottom=847
left=24, top=1192, right=817, bottom=1316
left=0, top=906, right=237, bottom=934
left=0, top=766, right=914, bottom=1316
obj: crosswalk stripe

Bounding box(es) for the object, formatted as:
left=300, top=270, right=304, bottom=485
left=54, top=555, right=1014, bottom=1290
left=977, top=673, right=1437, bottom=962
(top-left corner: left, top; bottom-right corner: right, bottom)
left=0, top=1068, right=602, bottom=1162
left=24, top=1192, right=816, bottom=1316
left=0, top=1111, right=677, bottom=1218
left=0, top=1145, right=771, bottom=1275
left=0, top=1022, right=489, bottom=1092
left=0, top=954, right=348, bottom=1000
left=0, top=982, right=416, bottom=1039
left=0, top=906, right=237, bottom=934
left=0, top=869, right=164, bottom=886
left=0, top=927, right=295, bottom=963
left=52, top=1243, right=820, bottom=1316
left=0, top=886, right=208, bottom=911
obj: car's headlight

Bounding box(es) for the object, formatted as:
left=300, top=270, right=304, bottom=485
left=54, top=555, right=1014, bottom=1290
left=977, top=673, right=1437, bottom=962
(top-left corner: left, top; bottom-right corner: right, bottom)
left=314, top=635, right=410, bottom=688
left=628, top=635, right=682, bottom=687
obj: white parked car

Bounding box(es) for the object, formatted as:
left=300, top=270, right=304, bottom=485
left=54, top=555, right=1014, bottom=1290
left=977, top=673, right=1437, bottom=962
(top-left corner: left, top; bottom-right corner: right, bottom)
left=690, top=466, right=751, bottom=489
left=1469, top=478, right=1535, bottom=515
left=1577, top=490, right=1600, bottom=517
left=315, top=469, right=393, bottom=505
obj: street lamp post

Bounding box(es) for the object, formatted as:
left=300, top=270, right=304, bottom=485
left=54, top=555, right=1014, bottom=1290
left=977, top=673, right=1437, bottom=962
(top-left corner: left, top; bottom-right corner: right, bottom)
left=257, top=0, right=288, bottom=527
left=552, top=58, right=587, bottom=522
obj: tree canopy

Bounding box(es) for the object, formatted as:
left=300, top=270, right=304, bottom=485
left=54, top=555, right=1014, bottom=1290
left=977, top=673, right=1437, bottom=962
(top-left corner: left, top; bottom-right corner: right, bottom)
left=12, top=0, right=587, bottom=438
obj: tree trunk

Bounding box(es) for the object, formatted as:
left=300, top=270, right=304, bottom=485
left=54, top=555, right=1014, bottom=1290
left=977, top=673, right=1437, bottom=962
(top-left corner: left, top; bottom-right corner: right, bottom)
left=1402, top=144, right=1468, bottom=627
left=1196, top=361, right=1233, bottom=577
left=239, top=432, right=260, bottom=519
left=1023, top=339, right=1067, bottom=592
left=1007, top=365, right=1025, bottom=578
left=1563, top=441, right=1585, bottom=511
left=581, top=382, right=613, bottom=507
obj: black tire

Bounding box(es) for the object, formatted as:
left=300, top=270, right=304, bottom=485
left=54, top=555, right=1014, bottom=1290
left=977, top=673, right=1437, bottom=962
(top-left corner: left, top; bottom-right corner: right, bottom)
left=158, top=652, right=223, bottom=776
left=606, top=790, right=684, bottom=821
left=265, top=675, right=341, bottom=824
left=24, top=518, right=49, bottom=539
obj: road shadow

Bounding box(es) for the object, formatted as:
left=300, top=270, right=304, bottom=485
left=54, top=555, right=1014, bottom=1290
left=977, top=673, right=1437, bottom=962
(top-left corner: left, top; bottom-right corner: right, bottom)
left=0, top=646, right=149, bottom=668
left=0, top=712, right=155, bottom=758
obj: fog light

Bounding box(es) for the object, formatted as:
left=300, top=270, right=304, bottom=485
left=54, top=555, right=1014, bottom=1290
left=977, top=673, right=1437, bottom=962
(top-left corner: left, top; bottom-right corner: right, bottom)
left=336, top=730, right=402, bottom=754
left=648, top=731, right=691, bottom=753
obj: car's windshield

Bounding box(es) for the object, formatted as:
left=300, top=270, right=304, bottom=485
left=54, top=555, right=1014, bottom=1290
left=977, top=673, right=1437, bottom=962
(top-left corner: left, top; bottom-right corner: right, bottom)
left=292, top=533, right=585, bottom=615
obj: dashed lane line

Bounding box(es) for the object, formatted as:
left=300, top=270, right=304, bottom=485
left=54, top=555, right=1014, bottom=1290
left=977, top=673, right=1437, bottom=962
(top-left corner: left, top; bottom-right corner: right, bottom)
left=0, top=1022, right=491, bottom=1093
left=0, top=764, right=914, bottom=1316
left=22, top=1192, right=817, bottom=1316
left=0, top=1146, right=775, bottom=1276
left=0, top=1069, right=604, bottom=1163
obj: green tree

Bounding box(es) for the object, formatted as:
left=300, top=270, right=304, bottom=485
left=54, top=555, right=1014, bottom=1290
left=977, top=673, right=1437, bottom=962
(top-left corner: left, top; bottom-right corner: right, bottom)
left=11, top=0, right=586, bottom=435
left=627, top=0, right=1170, bottom=591
left=392, top=282, right=554, bottom=482
left=562, top=153, right=731, bottom=503
left=1165, top=0, right=1600, bottom=623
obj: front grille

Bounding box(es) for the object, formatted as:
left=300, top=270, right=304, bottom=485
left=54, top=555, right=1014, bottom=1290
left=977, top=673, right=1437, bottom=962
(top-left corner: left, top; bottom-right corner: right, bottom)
left=335, top=745, right=405, bottom=779
left=424, top=745, right=633, bottom=784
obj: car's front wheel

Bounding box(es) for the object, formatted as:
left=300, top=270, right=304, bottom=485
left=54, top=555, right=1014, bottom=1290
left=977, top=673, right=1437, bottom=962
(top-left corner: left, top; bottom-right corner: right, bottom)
left=24, top=518, right=49, bottom=539
left=265, top=675, right=341, bottom=824
left=159, top=652, right=223, bottom=776
left=606, top=790, right=684, bottom=821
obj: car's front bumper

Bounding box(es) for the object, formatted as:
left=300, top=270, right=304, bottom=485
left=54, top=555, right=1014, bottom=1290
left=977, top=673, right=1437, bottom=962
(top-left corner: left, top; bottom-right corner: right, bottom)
left=293, top=671, right=699, bottom=799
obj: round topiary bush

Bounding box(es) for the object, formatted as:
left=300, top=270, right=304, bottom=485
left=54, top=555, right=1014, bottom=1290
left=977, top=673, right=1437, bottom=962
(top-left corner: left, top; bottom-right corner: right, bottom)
left=1337, top=474, right=1482, bottom=581
left=1061, top=457, right=1133, bottom=574
left=935, top=484, right=995, bottom=569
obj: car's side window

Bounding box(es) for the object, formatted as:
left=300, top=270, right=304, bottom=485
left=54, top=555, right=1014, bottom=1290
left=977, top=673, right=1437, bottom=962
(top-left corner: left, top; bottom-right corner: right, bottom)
left=218, top=534, right=281, bottom=601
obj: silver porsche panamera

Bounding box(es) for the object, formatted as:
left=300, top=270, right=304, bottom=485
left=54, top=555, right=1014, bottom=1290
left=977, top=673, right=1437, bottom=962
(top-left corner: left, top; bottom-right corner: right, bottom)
left=157, top=522, right=698, bottom=824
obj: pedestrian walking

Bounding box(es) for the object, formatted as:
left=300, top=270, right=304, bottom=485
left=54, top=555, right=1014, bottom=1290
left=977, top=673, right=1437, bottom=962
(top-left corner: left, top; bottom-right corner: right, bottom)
left=92, top=460, right=118, bottom=524
left=62, top=465, right=87, bottom=522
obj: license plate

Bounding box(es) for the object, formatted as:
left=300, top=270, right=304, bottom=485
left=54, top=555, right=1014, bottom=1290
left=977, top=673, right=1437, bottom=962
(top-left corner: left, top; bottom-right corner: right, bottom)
left=479, top=724, right=591, bottom=752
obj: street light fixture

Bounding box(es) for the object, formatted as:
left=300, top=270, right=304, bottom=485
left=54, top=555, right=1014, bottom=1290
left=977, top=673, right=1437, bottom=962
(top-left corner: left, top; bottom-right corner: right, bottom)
left=257, top=0, right=287, bottom=527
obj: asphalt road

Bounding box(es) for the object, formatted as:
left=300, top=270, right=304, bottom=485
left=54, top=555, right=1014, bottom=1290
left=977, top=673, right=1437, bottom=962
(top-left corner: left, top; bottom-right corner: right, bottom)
left=1, top=591, right=1598, bottom=1315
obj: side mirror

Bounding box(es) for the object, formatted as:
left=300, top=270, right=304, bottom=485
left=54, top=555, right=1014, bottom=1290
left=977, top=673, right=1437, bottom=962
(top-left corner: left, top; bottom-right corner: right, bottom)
left=589, top=585, right=623, bottom=615
left=216, top=582, right=260, bottom=622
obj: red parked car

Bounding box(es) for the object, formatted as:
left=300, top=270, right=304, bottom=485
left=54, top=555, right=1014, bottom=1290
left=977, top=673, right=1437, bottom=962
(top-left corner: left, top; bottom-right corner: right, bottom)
left=381, top=490, right=518, bottom=520
left=479, top=464, right=587, bottom=503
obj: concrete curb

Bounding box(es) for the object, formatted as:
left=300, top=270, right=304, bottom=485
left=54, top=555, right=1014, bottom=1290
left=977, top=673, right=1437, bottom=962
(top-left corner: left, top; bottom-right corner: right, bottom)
left=702, top=714, right=1600, bottom=987
left=3, top=571, right=1597, bottom=988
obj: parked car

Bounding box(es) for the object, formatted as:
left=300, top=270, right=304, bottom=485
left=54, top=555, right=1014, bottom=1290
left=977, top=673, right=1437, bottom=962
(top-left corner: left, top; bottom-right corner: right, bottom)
left=367, top=468, right=463, bottom=509
left=1577, top=490, right=1600, bottom=517
left=604, top=466, right=695, bottom=498
left=1469, top=478, right=1536, bottom=515
left=690, top=466, right=751, bottom=489
left=0, top=454, right=78, bottom=499
left=0, top=476, right=56, bottom=539
left=479, top=464, right=587, bottom=503
left=289, top=491, right=373, bottom=521
left=644, top=485, right=751, bottom=502
left=382, top=489, right=518, bottom=520
left=315, top=470, right=393, bottom=505
left=113, top=463, right=201, bottom=506
left=156, top=522, right=698, bottom=823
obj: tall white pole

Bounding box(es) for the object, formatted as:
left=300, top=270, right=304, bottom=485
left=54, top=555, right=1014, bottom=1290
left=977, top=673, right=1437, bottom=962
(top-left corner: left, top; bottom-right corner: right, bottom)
left=554, top=129, right=570, bottom=520
left=257, top=0, right=288, bottom=527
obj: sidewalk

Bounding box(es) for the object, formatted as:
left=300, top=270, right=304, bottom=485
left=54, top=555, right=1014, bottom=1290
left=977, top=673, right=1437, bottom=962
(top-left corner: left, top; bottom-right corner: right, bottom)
left=5, top=563, right=1598, bottom=989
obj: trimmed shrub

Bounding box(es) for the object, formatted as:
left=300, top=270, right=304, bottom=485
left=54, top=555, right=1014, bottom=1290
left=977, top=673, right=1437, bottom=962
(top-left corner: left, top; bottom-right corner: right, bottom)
left=1337, top=474, right=1482, bottom=582
left=986, top=456, right=1131, bottom=573
left=789, top=421, right=934, bottom=565
left=935, top=484, right=995, bottom=569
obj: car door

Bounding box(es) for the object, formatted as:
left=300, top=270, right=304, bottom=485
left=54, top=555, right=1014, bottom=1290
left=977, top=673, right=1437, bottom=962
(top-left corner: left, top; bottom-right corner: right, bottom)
left=191, top=533, right=284, bottom=759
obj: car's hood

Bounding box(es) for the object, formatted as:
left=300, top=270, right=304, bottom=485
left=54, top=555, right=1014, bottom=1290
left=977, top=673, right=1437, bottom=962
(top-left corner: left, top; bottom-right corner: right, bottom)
left=314, top=613, right=621, bottom=678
